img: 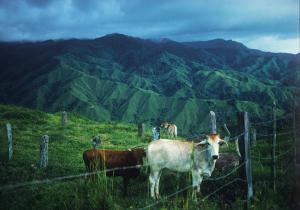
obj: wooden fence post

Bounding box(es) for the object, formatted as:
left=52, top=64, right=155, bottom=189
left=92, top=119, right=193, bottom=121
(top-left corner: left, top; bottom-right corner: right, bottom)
left=272, top=101, right=277, bottom=192
left=237, top=112, right=253, bottom=209
left=292, top=95, right=300, bottom=209
left=61, top=111, right=67, bottom=126
left=40, top=135, right=49, bottom=168
left=138, top=123, right=144, bottom=138
left=6, top=123, right=13, bottom=161
left=210, top=111, right=217, bottom=134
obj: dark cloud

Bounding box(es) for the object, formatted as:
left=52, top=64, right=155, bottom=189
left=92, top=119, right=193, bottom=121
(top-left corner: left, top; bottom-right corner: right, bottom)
left=0, top=0, right=298, bottom=53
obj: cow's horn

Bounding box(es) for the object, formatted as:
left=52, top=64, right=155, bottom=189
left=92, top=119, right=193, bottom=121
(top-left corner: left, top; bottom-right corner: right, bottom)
left=196, top=140, right=207, bottom=146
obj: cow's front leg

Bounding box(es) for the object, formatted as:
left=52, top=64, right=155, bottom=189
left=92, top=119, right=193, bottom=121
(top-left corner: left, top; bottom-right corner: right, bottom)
left=196, top=175, right=203, bottom=195
left=191, top=170, right=203, bottom=198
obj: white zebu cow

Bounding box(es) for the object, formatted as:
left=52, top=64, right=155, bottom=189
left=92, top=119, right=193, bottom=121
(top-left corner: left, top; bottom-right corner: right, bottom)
left=147, top=134, right=226, bottom=199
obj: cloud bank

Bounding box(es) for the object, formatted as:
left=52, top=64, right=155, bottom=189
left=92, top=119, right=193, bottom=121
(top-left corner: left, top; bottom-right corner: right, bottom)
left=0, top=0, right=298, bottom=53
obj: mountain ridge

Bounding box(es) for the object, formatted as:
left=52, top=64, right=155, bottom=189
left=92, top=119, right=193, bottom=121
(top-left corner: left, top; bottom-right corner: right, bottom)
left=1, top=33, right=298, bottom=55
left=0, top=33, right=299, bottom=134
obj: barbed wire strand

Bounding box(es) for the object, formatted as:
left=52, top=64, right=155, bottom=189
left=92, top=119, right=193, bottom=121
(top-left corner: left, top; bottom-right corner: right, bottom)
left=256, top=131, right=293, bottom=137
left=2, top=153, right=243, bottom=210
left=280, top=162, right=293, bottom=177
left=139, top=161, right=246, bottom=210
left=0, top=147, right=212, bottom=191
left=251, top=148, right=293, bottom=160
left=206, top=162, right=245, bottom=181
left=138, top=184, right=194, bottom=210
left=0, top=164, right=143, bottom=191
left=253, top=113, right=293, bottom=126
left=228, top=132, right=245, bottom=141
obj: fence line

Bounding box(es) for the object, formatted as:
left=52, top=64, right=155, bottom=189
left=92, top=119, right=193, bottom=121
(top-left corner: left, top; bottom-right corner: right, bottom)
left=228, top=132, right=245, bottom=141
left=255, top=131, right=293, bottom=137
left=252, top=113, right=293, bottom=126
left=251, top=148, right=293, bottom=161
left=1, top=107, right=297, bottom=209
left=0, top=164, right=142, bottom=191
left=138, top=184, right=194, bottom=210
left=139, top=162, right=245, bottom=210
left=1, top=151, right=243, bottom=210
left=280, top=161, right=293, bottom=177
left=0, top=147, right=212, bottom=191
left=207, top=162, right=246, bottom=181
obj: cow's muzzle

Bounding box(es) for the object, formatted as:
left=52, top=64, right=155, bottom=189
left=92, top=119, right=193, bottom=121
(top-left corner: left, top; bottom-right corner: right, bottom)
left=212, top=155, right=219, bottom=160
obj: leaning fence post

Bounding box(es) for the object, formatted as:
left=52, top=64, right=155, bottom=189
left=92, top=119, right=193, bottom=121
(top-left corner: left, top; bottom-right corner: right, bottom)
left=210, top=111, right=217, bottom=134
left=6, top=123, right=13, bottom=161
left=40, top=135, right=49, bottom=168
left=61, top=111, right=68, bottom=126
left=237, top=112, right=253, bottom=209
left=138, top=123, right=144, bottom=138
left=272, top=101, right=277, bottom=192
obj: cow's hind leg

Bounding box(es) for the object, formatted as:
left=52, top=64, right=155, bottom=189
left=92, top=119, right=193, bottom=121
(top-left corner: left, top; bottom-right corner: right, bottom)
left=149, top=170, right=160, bottom=199
left=155, top=171, right=162, bottom=199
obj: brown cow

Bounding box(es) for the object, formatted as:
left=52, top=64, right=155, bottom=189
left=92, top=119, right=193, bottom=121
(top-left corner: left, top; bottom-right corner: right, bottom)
left=83, top=148, right=146, bottom=196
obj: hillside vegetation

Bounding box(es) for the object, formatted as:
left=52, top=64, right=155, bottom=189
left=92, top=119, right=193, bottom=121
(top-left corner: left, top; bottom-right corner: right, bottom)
left=0, top=33, right=299, bottom=135
left=0, top=104, right=295, bottom=210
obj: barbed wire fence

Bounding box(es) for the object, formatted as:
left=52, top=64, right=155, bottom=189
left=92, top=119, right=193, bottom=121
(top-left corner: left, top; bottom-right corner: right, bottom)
left=0, top=99, right=298, bottom=209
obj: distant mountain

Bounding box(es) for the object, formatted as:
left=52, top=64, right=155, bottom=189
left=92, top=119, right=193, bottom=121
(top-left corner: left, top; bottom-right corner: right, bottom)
left=183, top=39, right=248, bottom=50
left=0, top=33, right=299, bottom=135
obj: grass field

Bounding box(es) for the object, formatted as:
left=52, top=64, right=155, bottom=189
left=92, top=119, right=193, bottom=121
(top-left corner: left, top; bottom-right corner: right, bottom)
left=0, top=104, right=296, bottom=210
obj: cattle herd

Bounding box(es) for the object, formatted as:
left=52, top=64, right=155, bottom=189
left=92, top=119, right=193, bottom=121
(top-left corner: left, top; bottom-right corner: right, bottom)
left=83, top=123, right=238, bottom=199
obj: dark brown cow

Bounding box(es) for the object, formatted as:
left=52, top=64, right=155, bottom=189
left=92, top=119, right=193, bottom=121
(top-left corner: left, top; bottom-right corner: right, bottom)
left=215, top=153, right=240, bottom=171
left=83, top=148, right=145, bottom=195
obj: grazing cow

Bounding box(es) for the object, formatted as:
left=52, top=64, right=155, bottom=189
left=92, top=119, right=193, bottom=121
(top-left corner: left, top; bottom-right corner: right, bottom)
left=147, top=134, right=226, bottom=199
left=83, top=148, right=145, bottom=196
left=161, top=122, right=177, bottom=139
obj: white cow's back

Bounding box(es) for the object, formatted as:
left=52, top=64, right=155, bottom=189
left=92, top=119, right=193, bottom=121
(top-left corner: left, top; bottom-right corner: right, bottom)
left=147, top=139, right=194, bottom=172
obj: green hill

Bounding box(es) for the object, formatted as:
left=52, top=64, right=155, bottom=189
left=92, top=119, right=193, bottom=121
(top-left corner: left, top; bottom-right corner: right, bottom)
left=0, top=104, right=295, bottom=210
left=0, top=34, right=299, bottom=135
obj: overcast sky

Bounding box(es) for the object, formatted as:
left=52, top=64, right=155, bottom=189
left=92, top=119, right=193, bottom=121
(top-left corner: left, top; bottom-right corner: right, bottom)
left=0, top=0, right=298, bottom=53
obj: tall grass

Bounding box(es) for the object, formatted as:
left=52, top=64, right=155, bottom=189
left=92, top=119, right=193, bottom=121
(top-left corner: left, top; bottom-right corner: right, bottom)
left=0, top=104, right=295, bottom=209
